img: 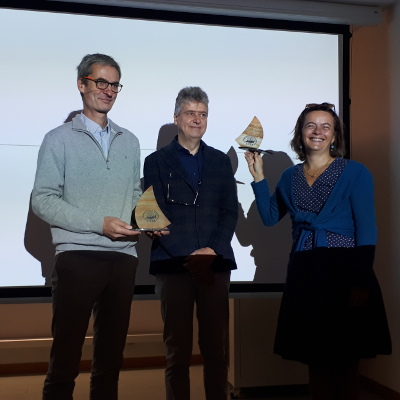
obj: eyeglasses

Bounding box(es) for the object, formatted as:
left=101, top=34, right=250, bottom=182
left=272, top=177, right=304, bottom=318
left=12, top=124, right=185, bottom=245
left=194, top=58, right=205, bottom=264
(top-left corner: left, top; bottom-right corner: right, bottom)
left=82, top=76, right=123, bottom=93
left=166, top=173, right=201, bottom=206
left=305, top=102, right=335, bottom=111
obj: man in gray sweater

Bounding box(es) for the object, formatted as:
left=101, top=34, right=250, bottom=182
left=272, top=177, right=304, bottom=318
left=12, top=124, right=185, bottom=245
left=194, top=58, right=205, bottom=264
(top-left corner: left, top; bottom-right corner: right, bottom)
left=32, top=53, right=141, bottom=400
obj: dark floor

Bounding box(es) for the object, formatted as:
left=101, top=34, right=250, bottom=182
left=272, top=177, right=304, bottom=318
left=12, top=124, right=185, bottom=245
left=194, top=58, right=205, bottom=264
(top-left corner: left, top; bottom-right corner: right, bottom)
left=0, top=365, right=386, bottom=400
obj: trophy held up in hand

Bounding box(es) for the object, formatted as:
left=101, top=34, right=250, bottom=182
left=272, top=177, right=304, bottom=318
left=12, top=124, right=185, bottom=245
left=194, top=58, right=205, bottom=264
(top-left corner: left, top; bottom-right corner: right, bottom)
left=235, top=116, right=273, bottom=155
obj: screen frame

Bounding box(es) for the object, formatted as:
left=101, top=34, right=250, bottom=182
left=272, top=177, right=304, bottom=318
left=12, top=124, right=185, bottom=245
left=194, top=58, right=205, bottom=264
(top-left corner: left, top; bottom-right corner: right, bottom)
left=0, top=1, right=351, bottom=299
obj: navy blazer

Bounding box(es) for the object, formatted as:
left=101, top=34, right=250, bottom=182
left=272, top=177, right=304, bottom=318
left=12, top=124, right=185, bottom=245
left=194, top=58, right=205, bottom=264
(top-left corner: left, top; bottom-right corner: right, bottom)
left=143, top=139, right=238, bottom=274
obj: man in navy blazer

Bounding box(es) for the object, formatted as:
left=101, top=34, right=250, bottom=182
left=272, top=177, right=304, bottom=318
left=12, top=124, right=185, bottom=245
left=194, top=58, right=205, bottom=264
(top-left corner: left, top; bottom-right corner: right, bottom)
left=143, top=86, right=238, bottom=400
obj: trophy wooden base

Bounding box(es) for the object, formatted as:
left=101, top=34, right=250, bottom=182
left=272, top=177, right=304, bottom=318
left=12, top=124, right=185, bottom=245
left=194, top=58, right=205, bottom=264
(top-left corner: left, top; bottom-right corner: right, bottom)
left=131, top=227, right=170, bottom=232
left=238, top=146, right=273, bottom=154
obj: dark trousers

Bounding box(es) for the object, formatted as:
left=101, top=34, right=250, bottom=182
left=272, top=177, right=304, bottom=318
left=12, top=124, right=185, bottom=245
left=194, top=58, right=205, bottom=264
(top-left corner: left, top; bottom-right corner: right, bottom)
left=43, top=251, right=137, bottom=400
left=156, top=271, right=230, bottom=400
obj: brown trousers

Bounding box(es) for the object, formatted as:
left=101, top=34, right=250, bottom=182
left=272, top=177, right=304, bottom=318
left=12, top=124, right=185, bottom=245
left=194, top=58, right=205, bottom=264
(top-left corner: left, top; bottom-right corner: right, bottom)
left=43, top=250, right=137, bottom=400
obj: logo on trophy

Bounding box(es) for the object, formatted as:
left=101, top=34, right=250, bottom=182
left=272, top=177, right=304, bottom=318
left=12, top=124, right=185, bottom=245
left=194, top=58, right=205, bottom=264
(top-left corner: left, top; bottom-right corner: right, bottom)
left=235, top=116, right=273, bottom=155
left=132, top=186, right=171, bottom=231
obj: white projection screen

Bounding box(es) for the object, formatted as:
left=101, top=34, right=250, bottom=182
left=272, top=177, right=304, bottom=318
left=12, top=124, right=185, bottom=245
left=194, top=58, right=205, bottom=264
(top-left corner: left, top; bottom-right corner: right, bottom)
left=0, top=3, right=350, bottom=297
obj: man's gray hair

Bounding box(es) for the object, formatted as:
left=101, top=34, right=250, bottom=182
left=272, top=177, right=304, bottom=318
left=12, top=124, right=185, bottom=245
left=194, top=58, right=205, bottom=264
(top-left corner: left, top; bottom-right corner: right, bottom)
left=77, top=53, right=121, bottom=82
left=174, top=87, right=209, bottom=115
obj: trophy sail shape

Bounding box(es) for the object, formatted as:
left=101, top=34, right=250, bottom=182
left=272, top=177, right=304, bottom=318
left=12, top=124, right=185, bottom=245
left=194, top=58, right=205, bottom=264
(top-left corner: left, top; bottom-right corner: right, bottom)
left=235, top=116, right=263, bottom=150
left=133, top=186, right=171, bottom=231
left=235, top=116, right=273, bottom=154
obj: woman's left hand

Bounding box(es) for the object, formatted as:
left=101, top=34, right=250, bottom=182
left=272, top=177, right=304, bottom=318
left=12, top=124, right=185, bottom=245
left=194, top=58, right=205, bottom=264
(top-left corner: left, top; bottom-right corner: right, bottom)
left=244, top=151, right=265, bottom=182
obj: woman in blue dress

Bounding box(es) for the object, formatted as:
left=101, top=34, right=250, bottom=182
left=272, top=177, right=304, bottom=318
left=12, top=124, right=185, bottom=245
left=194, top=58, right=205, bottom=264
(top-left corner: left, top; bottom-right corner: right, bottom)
left=245, top=103, right=391, bottom=400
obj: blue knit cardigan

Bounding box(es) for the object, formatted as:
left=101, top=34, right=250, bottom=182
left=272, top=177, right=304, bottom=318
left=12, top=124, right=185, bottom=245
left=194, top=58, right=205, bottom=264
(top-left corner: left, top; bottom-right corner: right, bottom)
left=251, top=159, right=377, bottom=253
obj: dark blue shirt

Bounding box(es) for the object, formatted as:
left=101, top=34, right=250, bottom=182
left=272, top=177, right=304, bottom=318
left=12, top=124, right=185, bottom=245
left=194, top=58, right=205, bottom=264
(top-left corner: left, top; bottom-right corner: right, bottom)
left=173, top=136, right=203, bottom=190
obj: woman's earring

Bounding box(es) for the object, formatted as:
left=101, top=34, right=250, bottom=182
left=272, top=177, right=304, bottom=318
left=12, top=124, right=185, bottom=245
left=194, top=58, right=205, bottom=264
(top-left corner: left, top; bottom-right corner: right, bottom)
left=330, top=143, right=335, bottom=151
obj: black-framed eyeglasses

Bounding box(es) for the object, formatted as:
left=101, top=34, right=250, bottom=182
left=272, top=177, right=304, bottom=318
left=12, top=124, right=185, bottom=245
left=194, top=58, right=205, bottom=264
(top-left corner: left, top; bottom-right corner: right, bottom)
left=305, top=102, right=335, bottom=111
left=166, top=173, right=201, bottom=206
left=82, top=76, right=123, bottom=93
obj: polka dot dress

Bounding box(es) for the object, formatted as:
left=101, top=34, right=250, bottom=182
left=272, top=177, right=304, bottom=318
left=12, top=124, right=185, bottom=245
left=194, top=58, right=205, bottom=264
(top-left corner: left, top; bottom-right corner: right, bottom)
left=293, top=157, right=355, bottom=250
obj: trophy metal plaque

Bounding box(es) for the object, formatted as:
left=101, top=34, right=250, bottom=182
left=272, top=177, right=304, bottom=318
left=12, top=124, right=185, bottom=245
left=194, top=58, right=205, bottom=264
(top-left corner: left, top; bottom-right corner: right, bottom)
left=132, top=186, right=171, bottom=231
left=235, top=116, right=273, bottom=155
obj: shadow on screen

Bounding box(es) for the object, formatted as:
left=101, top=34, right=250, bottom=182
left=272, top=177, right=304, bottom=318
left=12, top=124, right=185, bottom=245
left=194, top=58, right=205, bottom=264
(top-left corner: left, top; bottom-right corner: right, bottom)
left=24, top=194, right=55, bottom=286
left=23, top=110, right=84, bottom=286
left=64, top=110, right=83, bottom=123
left=226, top=146, right=245, bottom=185
left=233, top=151, right=294, bottom=283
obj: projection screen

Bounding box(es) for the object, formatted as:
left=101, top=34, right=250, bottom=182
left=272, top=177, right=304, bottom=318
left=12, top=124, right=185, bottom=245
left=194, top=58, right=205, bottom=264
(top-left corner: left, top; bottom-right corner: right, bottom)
left=0, top=3, right=350, bottom=297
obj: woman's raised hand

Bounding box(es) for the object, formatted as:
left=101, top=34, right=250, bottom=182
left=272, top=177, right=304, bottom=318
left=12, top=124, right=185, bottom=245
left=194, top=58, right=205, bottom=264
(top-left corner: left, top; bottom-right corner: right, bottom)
left=244, top=151, right=265, bottom=182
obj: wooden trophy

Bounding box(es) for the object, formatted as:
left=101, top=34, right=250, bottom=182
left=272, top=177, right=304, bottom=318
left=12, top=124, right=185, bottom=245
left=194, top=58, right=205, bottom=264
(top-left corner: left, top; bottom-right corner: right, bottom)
left=132, top=186, right=171, bottom=231
left=235, top=116, right=272, bottom=154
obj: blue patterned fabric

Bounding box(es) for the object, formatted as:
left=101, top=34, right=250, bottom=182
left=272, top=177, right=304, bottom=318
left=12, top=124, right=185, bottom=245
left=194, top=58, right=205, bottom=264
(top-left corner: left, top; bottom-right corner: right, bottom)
left=293, top=158, right=355, bottom=250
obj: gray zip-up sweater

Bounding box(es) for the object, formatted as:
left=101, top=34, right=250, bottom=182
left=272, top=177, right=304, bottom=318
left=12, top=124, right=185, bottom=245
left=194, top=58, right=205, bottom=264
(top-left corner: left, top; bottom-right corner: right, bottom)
left=32, top=114, right=142, bottom=256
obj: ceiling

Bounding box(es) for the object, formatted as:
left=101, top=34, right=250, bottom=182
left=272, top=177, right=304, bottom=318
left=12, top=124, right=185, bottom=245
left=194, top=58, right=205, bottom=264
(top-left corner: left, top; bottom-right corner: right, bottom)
left=43, top=0, right=398, bottom=25
left=303, top=0, right=397, bottom=7
left=49, top=0, right=399, bottom=9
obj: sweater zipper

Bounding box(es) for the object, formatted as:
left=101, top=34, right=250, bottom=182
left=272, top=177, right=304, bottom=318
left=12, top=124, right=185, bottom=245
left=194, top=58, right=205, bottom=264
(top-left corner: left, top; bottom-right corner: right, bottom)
left=81, top=129, right=122, bottom=170
left=106, top=132, right=122, bottom=170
